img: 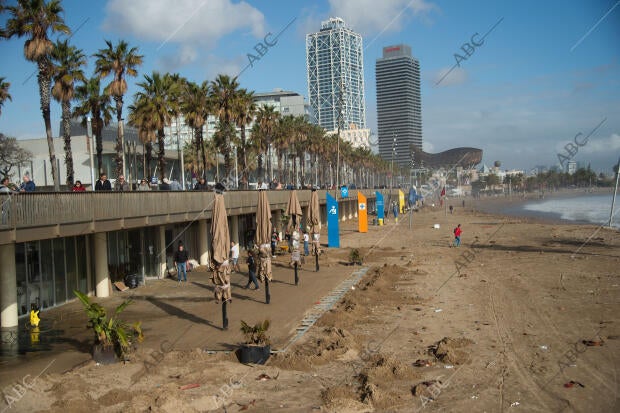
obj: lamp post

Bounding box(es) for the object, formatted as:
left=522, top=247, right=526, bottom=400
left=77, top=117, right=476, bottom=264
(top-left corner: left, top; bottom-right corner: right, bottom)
left=86, top=116, right=95, bottom=190
left=390, top=133, right=397, bottom=189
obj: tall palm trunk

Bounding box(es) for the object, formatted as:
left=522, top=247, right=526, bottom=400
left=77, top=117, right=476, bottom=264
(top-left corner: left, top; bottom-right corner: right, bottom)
left=39, top=59, right=60, bottom=191
left=299, top=151, right=306, bottom=187
left=61, top=100, right=74, bottom=186
left=145, top=141, right=153, bottom=178
left=95, top=115, right=104, bottom=174
left=198, top=128, right=207, bottom=178
left=157, top=129, right=166, bottom=181
left=277, top=150, right=284, bottom=183
left=257, top=153, right=264, bottom=182
left=239, top=127, right=248, bottom=189
left=114, top=95, right=124, bottom=178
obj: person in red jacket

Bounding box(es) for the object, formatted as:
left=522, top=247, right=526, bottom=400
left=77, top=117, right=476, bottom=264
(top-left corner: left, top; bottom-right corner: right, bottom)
left=453, top=224, right=462, bottom=247
left=72, top=180, right=86, bottom=192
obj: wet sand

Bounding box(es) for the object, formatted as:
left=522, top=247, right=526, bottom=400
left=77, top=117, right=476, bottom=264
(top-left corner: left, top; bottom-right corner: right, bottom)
left=2, top=205, right=619, bottom=412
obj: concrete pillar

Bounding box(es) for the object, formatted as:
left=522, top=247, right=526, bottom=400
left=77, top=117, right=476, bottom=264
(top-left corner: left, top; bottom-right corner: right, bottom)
left=1, top=243, right=18, bottom=328
left=341, top=200, right=346, bottom=222
left=354, top=199, right=358, bottom=218
left=86, top=235, right=93, bottom=294
left=94, top=232, right=110, bottom=298
left=231, top=215, right=239, bottom=244
left=348, top=200, right=353, bottom=220
left=198, top=219, right=209, bottom=266
left=158, top=226, right=166, bottom=279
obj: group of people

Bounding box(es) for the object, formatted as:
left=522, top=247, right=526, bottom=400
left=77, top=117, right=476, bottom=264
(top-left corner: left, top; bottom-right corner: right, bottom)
left=0, top=175, right=36, bottom=193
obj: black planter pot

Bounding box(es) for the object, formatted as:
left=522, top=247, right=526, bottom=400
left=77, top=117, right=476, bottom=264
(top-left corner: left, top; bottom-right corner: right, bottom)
left=124, top=274, right=139, bottom=289
left=93, top=344, right=117, bottom=365
left=239, top=344, right=270, bottom=364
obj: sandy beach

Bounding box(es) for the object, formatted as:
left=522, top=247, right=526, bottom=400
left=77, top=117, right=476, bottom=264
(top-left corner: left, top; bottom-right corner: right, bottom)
left=2, top=202, right=619, bottom=412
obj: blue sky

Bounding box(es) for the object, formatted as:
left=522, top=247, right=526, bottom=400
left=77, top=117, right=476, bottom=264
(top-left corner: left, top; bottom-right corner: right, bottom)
left=1, top=0, right=619, bottom=172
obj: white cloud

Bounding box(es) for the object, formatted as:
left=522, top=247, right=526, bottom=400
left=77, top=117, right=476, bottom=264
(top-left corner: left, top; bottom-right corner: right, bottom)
left=433, top=67, right=467, bottom=87
left=103, top=0, right=265, bottom=47
left=159, top=45, right=198, bottom=71
left=581, top=133, right=620, bottom=154
left=327, top=0, right=437, bottom=34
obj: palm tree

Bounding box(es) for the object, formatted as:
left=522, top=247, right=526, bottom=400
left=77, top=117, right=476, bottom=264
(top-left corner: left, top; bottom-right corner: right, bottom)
left=73, top=76, right=113, bottom=174
left=3, top=0, right=70, bottom=191
left=233, top=89, right=255, bottom=188
left=0, top=77, right=11, bottom=117
left=127, top=99, right=156, bottom=178
left=272, top=115, right=294, bottom=183
left=181, top=80, right=210, bottom=177
left=131, top=72, right=177, bottom=181
left=210, top=74, right=241, bottom=180
left=251, top=104, right=278, bottom=182
left=94, top=40, right=143, bottom=179
left=51, top=39, right=86, bottom=186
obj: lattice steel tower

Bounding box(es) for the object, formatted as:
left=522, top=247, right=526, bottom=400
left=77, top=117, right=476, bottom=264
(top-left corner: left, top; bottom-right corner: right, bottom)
left=306, top=17, right=366, bottom=131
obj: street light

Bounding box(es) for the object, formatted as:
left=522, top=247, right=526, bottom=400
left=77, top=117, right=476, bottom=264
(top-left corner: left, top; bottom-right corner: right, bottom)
left=390, top=133, right=397, bottom=189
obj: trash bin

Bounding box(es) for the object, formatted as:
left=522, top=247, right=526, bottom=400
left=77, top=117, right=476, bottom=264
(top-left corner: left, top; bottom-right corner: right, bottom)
left=372, top=218, right=377, bottom=226
left=378, top=218, right=383, bottom=226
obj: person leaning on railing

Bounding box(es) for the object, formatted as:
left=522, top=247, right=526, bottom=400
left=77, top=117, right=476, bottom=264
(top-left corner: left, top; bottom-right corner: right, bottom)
left=114, top=175, right=130, bottom=191
left=137, top=179, right=151, bottom=191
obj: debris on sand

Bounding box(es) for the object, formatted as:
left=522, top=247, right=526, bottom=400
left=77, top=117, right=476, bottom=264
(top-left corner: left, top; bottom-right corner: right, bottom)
left=429, top=337, right=474, bottom=365
left=564, top=380, right=585, bottom=388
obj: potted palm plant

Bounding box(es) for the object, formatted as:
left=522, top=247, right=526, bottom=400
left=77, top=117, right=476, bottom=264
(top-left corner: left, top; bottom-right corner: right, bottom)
left=239, top=319, right=271, bottom=364
left=73, top=290, right=143, bottom=364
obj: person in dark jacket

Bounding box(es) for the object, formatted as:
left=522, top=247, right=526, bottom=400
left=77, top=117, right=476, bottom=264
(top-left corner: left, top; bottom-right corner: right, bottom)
left=173, top=242, right=189, bottom=282
left=245, top=250, right=259, bottom=290
left=95, top=173, right=112, bottom=191
left=19, top=175, right=35, bottom=192
left=194, top=177, right=209, bottom=191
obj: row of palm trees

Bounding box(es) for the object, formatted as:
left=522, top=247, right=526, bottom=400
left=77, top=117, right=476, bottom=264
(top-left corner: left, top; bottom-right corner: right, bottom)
left=1, top=0, right=393, bottom=190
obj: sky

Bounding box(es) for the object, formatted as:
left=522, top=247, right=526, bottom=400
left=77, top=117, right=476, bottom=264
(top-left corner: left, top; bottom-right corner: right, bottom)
left=0, top=0, right=619, bottom=173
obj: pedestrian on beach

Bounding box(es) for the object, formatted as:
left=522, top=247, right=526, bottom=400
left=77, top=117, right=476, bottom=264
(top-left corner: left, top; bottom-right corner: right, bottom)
left=245, top=250, right=259, bottom=290
left=72, top=180, right=86, bottom=192
left=173, top=242, right=189, bottom=283
left=230, top=241, right=241, bottom=272
left=194, top=177, right=209, bottom=191
left=453, top=224, right=462, bottom=247
left=95, top=173, right=112, bottom=191
left=449, top=205, right=454, bottom=214
left=462, top=199, right=465, bottom=208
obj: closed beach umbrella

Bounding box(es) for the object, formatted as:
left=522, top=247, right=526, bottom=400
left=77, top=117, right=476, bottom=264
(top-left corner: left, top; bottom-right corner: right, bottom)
left=286, top=190, right=303, bottom=283
left=210, top=192, right=231, bottom=304
left=286, top=190, right=303, bottom=231
left=255, top=189, right=273, bottom=303
left=308, top=189, right=321, bottom=270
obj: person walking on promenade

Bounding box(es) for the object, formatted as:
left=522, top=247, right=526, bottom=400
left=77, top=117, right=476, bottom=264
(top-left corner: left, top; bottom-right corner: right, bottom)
left=449, top=205, right=454, bottom=214
left=173, top=242, right=189, bottom=283
left=72, top=180, right=86, bottom=192
left=230, top=241, right=241, bottom=272
left=271, top=229, right=279, bottom=258
left=453, top=224, right=462, bottom=247
left=95, top=173, right=112, bottom=191
left=245, top=250, right=259, bottom=290
left=0, top=177, right=11, bottom=193
left=303, top=231, right=309, bottom=256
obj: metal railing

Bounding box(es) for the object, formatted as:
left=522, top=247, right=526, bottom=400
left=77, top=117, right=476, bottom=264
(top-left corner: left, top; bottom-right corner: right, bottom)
left=0, top=189, right=385, bottom=242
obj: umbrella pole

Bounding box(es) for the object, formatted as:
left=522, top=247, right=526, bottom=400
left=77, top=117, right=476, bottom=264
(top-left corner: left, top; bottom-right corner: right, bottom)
left=294, top=262, right=299, bottom=285
left=222, top=301, right=228, bottom=330
left=265, top=279, right=271, bottom=304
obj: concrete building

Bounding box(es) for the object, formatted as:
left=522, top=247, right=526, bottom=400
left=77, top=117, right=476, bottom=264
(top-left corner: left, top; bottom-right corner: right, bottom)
left=567, top=160, right=577, bottom=175
left=325, top=126, right=371, bottom=149
left=306, top=17, right=366, bottom=132
left=376, top=44, right=422, bottom=167
left=0, top=190, right=379, bottom=332
left=13, top=120, right=182, bottom=189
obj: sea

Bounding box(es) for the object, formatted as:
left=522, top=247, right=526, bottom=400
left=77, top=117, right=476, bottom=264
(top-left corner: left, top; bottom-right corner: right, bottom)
left=506, top=193, right=620, bottom=229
